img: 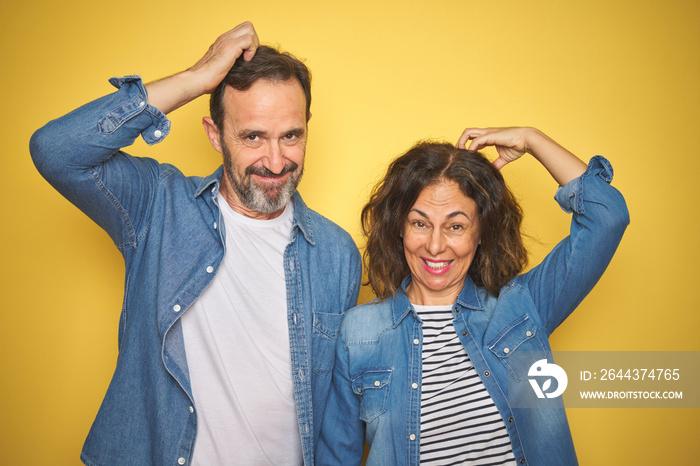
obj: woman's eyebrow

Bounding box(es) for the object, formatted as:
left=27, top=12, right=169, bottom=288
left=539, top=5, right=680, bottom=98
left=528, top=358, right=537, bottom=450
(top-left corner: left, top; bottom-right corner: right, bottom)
left=447, top=211, right=470, bottom=220
left=409, top=209, right=470, bottom=220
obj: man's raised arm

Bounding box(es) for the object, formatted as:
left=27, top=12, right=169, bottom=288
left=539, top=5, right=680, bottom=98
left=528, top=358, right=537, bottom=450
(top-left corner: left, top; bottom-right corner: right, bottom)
left=29, top=22, right=259, bottom=247
left=146, top=21, right=259, bottom=114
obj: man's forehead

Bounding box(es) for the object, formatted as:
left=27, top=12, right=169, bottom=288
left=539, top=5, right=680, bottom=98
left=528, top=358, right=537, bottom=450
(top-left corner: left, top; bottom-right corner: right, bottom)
left=223, top=78, right=305, bottom=106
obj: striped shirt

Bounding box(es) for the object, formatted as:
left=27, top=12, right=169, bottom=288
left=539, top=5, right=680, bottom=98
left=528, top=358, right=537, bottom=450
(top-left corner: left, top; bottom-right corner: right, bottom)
left=415, top=304, right=516, bottom=466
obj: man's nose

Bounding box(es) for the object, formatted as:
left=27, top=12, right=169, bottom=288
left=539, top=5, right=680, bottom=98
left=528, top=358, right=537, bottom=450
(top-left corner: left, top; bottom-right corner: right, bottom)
left=262, top=141, right=285, bottom=174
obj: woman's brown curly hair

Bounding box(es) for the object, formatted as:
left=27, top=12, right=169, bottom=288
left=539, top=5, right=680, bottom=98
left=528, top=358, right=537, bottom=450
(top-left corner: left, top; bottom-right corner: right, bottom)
left=362, top=141, right=528, bottom=300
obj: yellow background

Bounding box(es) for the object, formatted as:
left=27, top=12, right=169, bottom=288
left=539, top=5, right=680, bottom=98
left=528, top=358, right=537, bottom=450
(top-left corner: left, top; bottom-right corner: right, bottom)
left=2, top=0, right=698, bottom=464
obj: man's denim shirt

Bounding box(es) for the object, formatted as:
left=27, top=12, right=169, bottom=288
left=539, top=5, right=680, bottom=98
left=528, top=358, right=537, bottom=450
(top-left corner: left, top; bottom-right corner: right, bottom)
left=317, top=157, right=629, bottom=466
left=30, top=76, right=362, bottom=466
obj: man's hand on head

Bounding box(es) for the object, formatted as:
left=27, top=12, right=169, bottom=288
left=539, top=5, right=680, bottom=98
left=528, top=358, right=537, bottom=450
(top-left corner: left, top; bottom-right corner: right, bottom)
left=188, top=22, right=259, bottom=95
left=145, top=22, right=259, bottom=115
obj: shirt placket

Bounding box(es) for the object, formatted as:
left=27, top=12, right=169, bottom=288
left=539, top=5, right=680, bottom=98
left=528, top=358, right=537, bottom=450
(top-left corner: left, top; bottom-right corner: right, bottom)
left=284, top=236, right=313, bottom=465
left=408, top=317, right=422, bottom=465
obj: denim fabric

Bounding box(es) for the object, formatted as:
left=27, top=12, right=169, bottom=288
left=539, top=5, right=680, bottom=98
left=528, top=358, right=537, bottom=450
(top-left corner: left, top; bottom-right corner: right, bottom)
left=30, top=76, right=362, bottom=466
left=317, top=157, right=629, bottom=466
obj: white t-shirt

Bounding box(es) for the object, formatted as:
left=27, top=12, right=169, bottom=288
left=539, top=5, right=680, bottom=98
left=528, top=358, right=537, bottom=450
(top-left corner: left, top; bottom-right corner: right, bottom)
left=181, top=196, right=302, bottom=465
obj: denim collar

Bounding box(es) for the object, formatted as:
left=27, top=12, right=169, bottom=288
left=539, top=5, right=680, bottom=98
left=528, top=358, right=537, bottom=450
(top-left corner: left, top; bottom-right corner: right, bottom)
left=391, top=274, right=486, bottom=326
left=194, top=166, right=223, bottom=198
left=194, top=166, right=315, bottom=246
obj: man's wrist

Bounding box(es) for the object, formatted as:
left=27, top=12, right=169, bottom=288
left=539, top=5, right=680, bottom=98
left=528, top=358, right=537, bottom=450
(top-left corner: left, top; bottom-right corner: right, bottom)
left=145, top=70, right=206, bottom=115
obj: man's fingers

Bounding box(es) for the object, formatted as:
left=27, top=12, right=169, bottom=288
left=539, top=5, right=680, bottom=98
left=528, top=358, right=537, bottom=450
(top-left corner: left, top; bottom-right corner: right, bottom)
left=242, top=33, right=259, bottom=61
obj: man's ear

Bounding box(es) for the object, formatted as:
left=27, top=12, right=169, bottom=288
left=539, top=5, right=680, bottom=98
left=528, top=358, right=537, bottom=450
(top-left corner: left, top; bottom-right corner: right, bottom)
left=202, top=117, right=223, bottom=153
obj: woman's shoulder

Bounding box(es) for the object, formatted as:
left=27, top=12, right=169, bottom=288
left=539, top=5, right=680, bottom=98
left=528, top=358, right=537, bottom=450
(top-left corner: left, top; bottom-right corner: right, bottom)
left=340, top=297, right=399, bottom=342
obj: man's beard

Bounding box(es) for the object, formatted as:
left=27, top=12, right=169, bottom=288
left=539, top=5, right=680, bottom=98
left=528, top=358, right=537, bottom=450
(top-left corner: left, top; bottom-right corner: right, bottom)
left=222, top=142, right=303, bottom=214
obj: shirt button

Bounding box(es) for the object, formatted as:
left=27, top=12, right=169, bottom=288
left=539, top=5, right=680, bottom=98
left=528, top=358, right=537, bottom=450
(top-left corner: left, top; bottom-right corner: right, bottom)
left=411, top=382, right=418, bottom=389
left=413, top=339, right=420, bottom=345
left=526, top=330, right=532, bottom=337
left=189, top=406, right=194, bottom=413
left=409, top=434, right=416, bottom=441
left=508, top=416, right=514, bottom=423
left=154, top=130, right=162, bottom=138
left=462, top=331, right=468, bottom=336
left=173, top=304, right=181, bottom=312
left=520, top=459, right=526, bottom=464
left=374, top=380, right=381, bottom=387
left=139, top=101, right=145, bottom=107
left=178, top=458, right=186, bottom=465
left=503, top=348, right=510, bottom=354
left=357, top=387, right=362, bottom=394
left=484, top=370, right=491, bottom=377
left=206, top=266, right=214, bottom=273
left=213, top=222, right=217, bottom=230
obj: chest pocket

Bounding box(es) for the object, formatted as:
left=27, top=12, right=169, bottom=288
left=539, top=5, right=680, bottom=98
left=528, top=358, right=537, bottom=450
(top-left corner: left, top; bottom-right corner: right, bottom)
left=312, top=312, right=344, bottom=376
left=487, top=314, right=549, bottom=382
left=351, top=368, right=392, bottom=423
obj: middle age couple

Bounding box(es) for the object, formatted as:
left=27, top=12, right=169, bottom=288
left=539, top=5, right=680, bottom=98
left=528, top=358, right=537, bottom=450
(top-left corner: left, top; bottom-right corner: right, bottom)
left=31, top=20, right=628, bottom=466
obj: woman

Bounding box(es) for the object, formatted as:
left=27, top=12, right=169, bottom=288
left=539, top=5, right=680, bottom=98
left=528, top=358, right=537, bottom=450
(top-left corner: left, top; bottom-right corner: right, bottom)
left=317, top=127, right=629, bottom=465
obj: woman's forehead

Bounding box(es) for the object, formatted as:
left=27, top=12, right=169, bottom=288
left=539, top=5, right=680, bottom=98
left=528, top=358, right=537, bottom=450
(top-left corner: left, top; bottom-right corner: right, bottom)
left=410, top=180, right=477, bottom=218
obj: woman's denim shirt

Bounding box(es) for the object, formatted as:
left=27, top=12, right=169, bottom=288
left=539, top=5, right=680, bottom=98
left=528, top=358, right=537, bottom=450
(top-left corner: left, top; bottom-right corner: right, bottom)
left=317, top=157, right=629, bottom=466
left=30, top=77, right=362, bottom=466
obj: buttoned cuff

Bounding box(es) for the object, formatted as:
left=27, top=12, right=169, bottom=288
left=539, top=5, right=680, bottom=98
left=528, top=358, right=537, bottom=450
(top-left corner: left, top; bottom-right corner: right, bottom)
left=554, top=155, right=614, bottom=215
left=104, top=75, right=171, bottom=145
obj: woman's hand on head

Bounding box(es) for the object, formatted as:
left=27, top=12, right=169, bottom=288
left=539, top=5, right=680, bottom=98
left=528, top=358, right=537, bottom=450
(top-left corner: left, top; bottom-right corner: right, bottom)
left=457, top=127, right=538, bottom=170
left=458, top=126, right=587, bottom=186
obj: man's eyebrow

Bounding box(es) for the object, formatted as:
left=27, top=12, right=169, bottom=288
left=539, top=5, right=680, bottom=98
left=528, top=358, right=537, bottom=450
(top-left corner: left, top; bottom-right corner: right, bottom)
left=237, top=129, right=268, bottom=138
left=285, top=128, right=305, bottom=137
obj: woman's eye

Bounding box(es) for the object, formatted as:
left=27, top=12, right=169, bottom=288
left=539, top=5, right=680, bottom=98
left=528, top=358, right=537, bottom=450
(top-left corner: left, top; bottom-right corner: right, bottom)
left=446, top=224, right=466, bottom=235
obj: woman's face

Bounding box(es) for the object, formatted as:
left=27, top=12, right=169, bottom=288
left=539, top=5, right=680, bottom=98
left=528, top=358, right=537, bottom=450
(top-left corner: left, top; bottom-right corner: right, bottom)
left=403, top=180, right=481, bottom=306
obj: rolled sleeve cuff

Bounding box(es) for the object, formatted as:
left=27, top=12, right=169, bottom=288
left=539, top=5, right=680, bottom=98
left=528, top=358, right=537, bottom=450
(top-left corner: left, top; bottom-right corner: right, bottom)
left=103, top=75, right=171, bottom=145
left=554, top=155, right=614, bottom=214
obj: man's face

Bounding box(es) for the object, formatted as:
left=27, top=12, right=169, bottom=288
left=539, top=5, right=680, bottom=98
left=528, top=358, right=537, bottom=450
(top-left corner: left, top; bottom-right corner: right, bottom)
left=211, top=78, right=308, bottom=219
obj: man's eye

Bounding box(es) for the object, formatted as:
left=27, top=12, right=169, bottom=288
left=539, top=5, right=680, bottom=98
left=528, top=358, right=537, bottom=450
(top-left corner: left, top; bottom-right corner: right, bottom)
left=284, top=133, right=297, bottom=140
left=247, top=135, right=259, bottom=141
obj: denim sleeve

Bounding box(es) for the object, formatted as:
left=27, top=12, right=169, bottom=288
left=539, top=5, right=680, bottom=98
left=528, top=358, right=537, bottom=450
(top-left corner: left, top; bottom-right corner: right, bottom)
left=316, top=334, right=365, bottom=465
left=29, top=76, right=171, bottom=250
left=522, top=156, right=630, bottom=335
left=346, top=247, right=363, bottom=310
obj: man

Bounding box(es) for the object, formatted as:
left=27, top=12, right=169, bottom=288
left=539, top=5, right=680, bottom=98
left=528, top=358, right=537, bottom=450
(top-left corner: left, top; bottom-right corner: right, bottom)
left=30, top=22, right=361, bottom=465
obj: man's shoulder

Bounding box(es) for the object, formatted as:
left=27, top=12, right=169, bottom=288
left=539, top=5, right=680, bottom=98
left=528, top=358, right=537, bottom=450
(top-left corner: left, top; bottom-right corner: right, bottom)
left=306, top=208, right=352, bottom=239
left=153, top=162, right=222, bottom=195
left=294, top=194, right=358, bottom=252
